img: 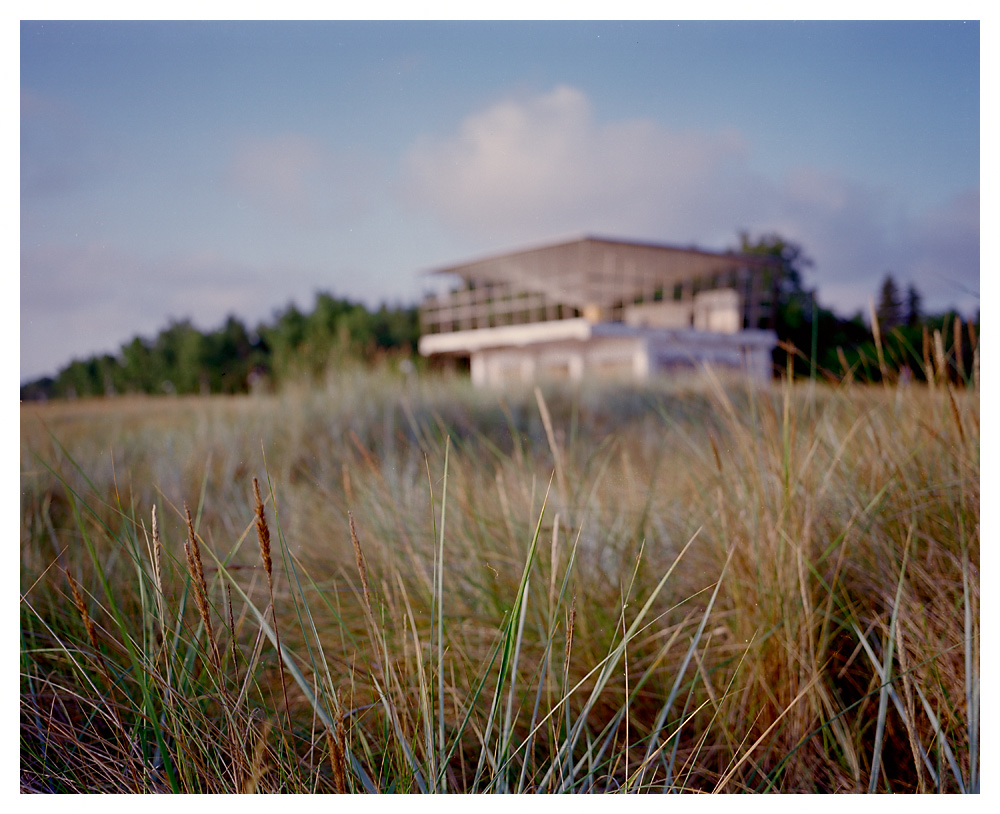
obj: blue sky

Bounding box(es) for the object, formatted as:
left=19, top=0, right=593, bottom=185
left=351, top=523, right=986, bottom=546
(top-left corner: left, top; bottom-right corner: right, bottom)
left=20, top=19, right=981, bottom=382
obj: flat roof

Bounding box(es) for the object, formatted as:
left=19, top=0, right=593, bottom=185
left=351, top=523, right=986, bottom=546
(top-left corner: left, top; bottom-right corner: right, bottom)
left=423, top=234, right=771, bottom=277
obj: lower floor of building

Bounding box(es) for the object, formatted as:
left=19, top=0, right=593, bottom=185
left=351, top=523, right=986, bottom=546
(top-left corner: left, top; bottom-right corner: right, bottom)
left=437, top=324, right=779, bottom=388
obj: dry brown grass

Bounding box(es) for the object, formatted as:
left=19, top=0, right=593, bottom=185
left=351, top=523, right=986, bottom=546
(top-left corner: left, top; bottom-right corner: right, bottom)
left=20, top=371, right=978, bottom=792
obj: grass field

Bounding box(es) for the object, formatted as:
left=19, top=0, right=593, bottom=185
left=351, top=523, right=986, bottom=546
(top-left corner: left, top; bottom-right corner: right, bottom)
left=20, top=369, right=979, bottom=792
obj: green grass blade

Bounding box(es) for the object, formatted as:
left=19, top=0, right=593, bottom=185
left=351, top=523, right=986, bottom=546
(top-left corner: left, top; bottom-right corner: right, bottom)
left=868, top=528, right=913, bottom=793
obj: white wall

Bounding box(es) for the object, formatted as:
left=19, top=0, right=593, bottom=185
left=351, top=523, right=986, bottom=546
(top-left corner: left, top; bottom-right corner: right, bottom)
left=468, top=328, right=775, bottom=387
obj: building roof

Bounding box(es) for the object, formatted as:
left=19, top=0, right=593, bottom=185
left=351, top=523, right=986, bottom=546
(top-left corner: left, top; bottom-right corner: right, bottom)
left=423, top=235, right=774, bottom=313
left=426, top=234, right=767, bottom=273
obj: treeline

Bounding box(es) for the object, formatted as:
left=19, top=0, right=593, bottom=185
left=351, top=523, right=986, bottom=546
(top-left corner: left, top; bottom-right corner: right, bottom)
left=740, top=234, right=978, bottom=387
left=774, top=298, right=978, bottom=387
left=21, top=293, right=420, bottom=401
left=21, top=236, right=979, bottom=401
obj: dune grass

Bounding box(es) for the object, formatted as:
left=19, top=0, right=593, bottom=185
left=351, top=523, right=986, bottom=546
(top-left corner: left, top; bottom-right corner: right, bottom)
left=20, top=368, right=978, bottom=792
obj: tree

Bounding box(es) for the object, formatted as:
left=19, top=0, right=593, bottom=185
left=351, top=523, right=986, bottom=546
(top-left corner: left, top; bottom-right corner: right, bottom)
left=263, top=303, right=309, bottom=379
left=120, top=336, right=159, bottom=393
left=905, top=283, right=923, bottom=327
left=203, top=316, right=260, bottom=393
left=738, top=231, right=814, bottom=300
left=371, top=304, right=420, bottom=353
left=21, top=292, right=423, bottom=399
left=876, top=274, right=903, bottom=331
left=736, top=232, right=815, bottom=374
left=152, top=319, right=209, bottom=394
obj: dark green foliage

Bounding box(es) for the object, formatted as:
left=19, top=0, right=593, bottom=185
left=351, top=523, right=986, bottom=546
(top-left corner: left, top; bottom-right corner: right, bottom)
left=735, top=233, right=977, bottom=384
left=738, top=231, right=813, bottom=298
left=906, top=284, right=923, bottom=327
left=877, top=274, right=904, bottom=331
left=23, top=294, right=420, bottom=400
left=259, top=294, right=420, bottom=382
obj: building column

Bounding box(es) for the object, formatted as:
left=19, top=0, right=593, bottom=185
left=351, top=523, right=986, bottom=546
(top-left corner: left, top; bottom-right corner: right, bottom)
left=520, top=354, right=536, bottom=384
left=633, top=340, right=650, bottom=382
left=470, top=353, right=487, bottom=387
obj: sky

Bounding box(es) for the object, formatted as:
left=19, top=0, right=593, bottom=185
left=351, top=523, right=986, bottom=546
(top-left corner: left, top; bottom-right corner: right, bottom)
left=19, top=18, right=981, bottom=383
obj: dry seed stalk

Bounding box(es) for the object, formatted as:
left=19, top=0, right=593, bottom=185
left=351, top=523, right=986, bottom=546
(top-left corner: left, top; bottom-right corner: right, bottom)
left=708, top=431, right=723, bottom=474
left=348, top=512, right=384, bottom=683
left=564, top=596, right=576, bottom=676
left=837, top=346, right=853, bottom=384
left=184, top=505, right=207, bottom=596
left=147, top=504, right=179, bottom=719
left=946, top=386, right=967, bottom=446
left=252, top=478, right=292, bottom=735
left=226, top=585, right=241, bottom=691
left=933, top=329, right=947, bottom=387
left=327, top=712, right=348, bottom=793
left=252, top=477, right=273, bottom=586
left=65, top=568, right=100, bottom=657
left=349, top=511, right=372, bottom=616
left=184, top=504, right=221, bottom=668
left=151, top=505, right=163, bottom=597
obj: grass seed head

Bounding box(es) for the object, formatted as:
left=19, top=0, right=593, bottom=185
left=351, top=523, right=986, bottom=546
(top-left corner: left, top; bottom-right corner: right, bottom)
left=150, top=504, right=163, bottom=596
left=349, top=511, right=372, bottom=614
left=327, top=714, right=348, bottom=793
left=64, top=568, right=100, bottom=655
left=184, top=502, right=219, bottom=666
left=252, top=477, right=273, bottom=582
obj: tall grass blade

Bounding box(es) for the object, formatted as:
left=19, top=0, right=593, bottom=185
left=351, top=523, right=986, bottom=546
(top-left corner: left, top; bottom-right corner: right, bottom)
left=435, top=437, right=449, bottom=791
left=538, top=528, right=701, bottom=792
left=964, top=543, right=979, bottom=793
left=638, top=545, right=733, bottom=790
left=868, top=527, right=914, bottom=793
left=212, top=555, right=378, bottom=793
left=473, top=481, right=549, bottom=790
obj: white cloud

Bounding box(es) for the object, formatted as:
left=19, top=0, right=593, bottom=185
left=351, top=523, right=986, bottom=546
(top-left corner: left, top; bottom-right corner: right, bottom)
left=404, top=85, right=751, bottom=243
left=403, top=85, right=979, bottom=317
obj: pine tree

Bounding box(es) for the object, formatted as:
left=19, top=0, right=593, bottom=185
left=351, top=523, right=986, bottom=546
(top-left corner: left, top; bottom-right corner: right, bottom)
left=906, top=284, right=923, bottom=327
left=876, top=274, right=903, bottom=330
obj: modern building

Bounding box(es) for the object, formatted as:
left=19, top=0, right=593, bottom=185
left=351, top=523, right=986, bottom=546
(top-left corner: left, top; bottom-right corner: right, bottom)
left=418, top=236, right=781, bottom=387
